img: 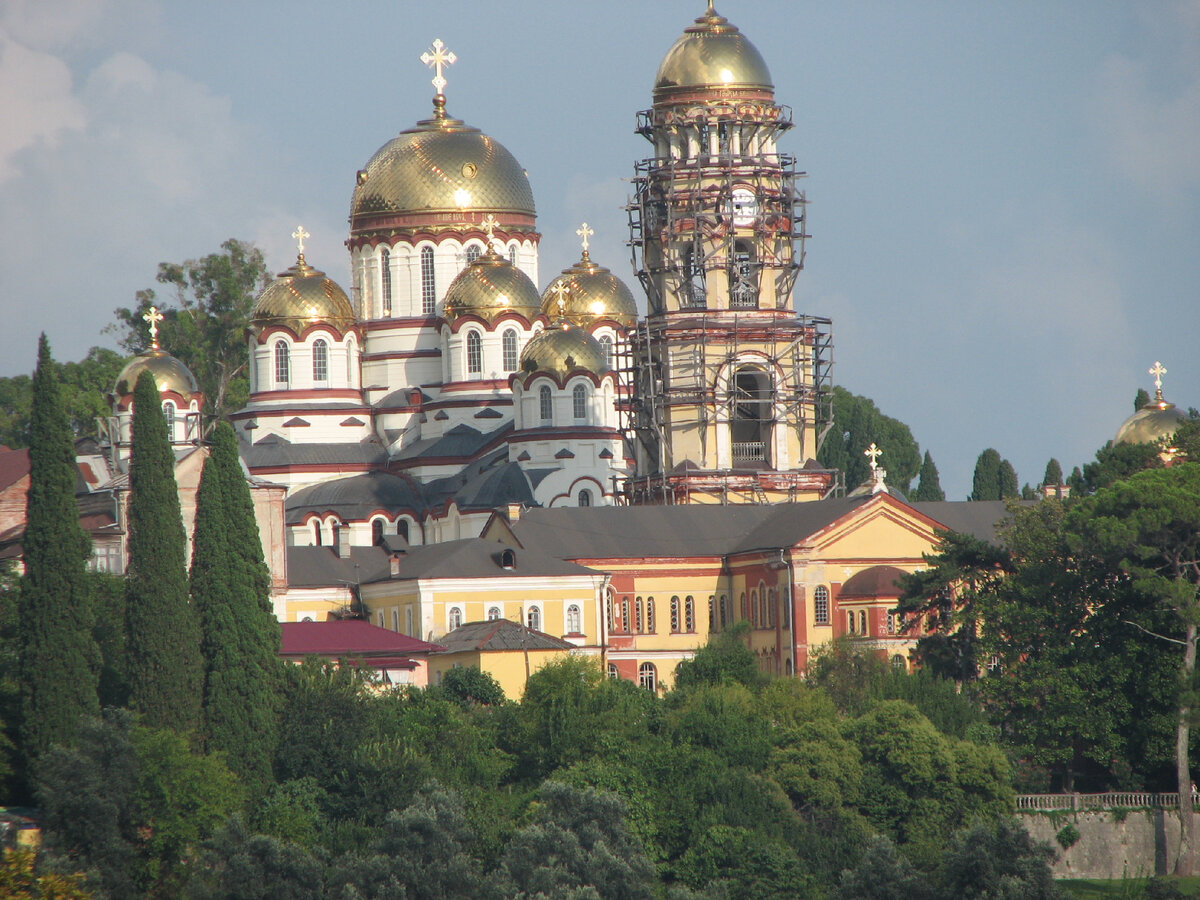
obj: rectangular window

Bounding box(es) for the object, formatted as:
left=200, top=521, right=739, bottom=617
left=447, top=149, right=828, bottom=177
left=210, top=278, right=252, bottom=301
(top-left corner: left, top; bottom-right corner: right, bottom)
left=813, top=586, right=829, bottom=625
left=421, top=246, right=436, bottom=315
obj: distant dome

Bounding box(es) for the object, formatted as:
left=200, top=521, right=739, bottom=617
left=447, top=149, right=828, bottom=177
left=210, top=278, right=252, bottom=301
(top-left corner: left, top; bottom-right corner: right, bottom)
left=252, top=254, right=355, bottom=335
left=1115, top=393, right=1188, bottom=447
left=519, top=320, right=611, bottom=380
left=350, top=99, right=535, bottom=234
left=541, top=252, right=638, bottom=328
left=654, top=4, right=773, bottom=102
left=443, top=247, right=542, bottom=323
left=114, top=348, right=198, bottom=399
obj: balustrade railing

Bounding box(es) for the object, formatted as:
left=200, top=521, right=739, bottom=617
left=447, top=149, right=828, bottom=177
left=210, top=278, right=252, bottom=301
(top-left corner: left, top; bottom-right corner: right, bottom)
left=732, top=441, right=765, bottom=461
left=1015, top=792, right=1186, bottom=811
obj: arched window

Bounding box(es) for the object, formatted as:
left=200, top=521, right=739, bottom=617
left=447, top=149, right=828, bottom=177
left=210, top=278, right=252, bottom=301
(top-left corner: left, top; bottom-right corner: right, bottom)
left=380, top=247, right=392, bottom=311
left=707, top=596, right=715, bottom=631
left=731, top=365, right=771, bottom=464
left=465, top=244, right=482, bottom=265
left=750, top=590, right=758, bottom=627
left=397, top=519, right=409, bottom=542
left=466, top=331, right=482, bottom=376
left=635, top=597, right=644, bottom=633
left=502, top=328, right=519, bottom=371
left=730, top=238, right=759, bottom=308
left=620, top=598, right=630, bottom=633
left=740, top=593, right=747, bottom=622
left=312, top=520, right=322, bottom=546
left=892, top=654, right=907, bottom=672
left=606, top=593, right=615, bottom=632
left=420, top=246, right=436, bottom=314
left=508, top=245, right=518, bottom=266
left=566, top=604, right=582, bottom=634
left=670, top=596, right=680, bottom=632
left=720, top=595, right=728, bottom=628
left=814, top=586, right=830, bottom=625
left=638, top=662, right=657, bottom=692
left=488, top=606, right=501, bottom=621
left=685, top=596, right=695, bottom=632
left=162, top=401, right=176, bottom=442
left=859, top=610, right=868, bottom=635
left=847, top=611, right=856, bottom=634
left=572, top=383, right=588, bottom=421
left=449, top=606, right=462, bottom=630
left=539, top=385, right=553, bottom=422
left=608, top=663, right=619, bottom=679
left=646, top=598, right=656, bottom=633
left=578, top=489, right=592, bottom=507
left=598, top=334, right=613, bottom=368
left=312, top=339, right=328, bottom=383
left=526, top=606, right=541, bottom=631
left=274, top=340, right=290, bottom=387
left=371, top=519, right=385, bottom=546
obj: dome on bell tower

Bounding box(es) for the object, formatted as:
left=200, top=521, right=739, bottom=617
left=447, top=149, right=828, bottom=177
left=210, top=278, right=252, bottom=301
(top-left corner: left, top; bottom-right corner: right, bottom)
left=113, top=306, right=199, bottom=400
left=654, top=2, right=774, bottom=102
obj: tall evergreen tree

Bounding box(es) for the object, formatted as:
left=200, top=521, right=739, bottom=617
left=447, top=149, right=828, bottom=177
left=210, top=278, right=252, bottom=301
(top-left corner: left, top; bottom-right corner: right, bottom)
left=817, top=387, right=923, bottom=491
left=997, top=459, right=1019, bottom=499
left=969, top=449, right=1002, bottom=501
left=18, top=335, right=100, bottom=760
left=1134, top=387, right=1151, bottom=411
left=911, top=451, right=945, bottom=501
left=1042, top=458, right=1063, bottom=487
left=190, top=422, right=281, bottom=796
left=124, top=372, right=203, bottom=732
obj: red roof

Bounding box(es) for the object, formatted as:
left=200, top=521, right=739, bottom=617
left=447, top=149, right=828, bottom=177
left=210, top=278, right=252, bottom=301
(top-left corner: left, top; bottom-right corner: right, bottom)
left=279, top=619, right=445, bottom=658
left=0, top=449, right=29, bottom=492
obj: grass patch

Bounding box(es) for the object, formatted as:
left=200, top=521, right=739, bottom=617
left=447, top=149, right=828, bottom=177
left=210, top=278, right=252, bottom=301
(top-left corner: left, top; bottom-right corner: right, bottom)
left=1061, top=877, right=1200, bottom=899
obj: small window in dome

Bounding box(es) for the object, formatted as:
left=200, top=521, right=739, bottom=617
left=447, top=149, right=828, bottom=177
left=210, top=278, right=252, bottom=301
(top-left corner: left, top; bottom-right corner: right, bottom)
left=466, top=331, right=482, bottom=376
left=502, top=329, right=519, bottom=372
left=312, top=339, right=328, bottom=384
left=599, top=334, right=613, bottom=368
left=465, top=244, right=482, bottom=265
left=274, top=341, right=290, bottom=387
left=539, top=385, right=553, bottom=423
left=572, top=383, right=588, bottom=422
left=578, top=489, right=591, bottom=507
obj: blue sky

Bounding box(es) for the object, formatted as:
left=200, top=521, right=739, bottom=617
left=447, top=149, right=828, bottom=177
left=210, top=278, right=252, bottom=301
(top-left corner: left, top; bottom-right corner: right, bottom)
left=1, top=0, right=1197, bottom=498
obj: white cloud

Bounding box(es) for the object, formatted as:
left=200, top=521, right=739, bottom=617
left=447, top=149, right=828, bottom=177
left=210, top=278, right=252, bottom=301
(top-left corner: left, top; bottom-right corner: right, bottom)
left=0, top=33, right=86, bottom=183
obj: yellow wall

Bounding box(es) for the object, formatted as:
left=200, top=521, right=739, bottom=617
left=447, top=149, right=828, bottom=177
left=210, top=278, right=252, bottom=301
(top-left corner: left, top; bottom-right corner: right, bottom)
left=427, top=648, right=584, bottom=701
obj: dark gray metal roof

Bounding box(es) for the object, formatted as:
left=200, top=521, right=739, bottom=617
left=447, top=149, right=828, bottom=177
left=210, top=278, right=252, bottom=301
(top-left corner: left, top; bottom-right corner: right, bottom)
left=241, top=436, right=387, bottom=468
left=287, top=545, right=393, bottom=587
left=385, top=538, right=596, bottom=581
left=285, top=471, right=426, bottom=523
left=909, top=501, right=1015, bottom=545
left=452, top=461, right=535, bottom=510
left=392, top=423, right=510, bottom=463
left=435, top=618, right=574, bottom=653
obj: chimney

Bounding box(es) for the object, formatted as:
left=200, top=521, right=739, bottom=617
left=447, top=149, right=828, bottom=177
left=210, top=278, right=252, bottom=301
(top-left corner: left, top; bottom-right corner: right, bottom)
left=337, top=524, right=351, bottom=559
left=390, top=554, right=401, bottom=578
left=506, top=502, right=523, bottom=522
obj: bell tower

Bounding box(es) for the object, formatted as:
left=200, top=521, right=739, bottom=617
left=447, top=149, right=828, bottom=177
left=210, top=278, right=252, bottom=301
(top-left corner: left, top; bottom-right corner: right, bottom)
left=625, top=4, right=834, bottom=504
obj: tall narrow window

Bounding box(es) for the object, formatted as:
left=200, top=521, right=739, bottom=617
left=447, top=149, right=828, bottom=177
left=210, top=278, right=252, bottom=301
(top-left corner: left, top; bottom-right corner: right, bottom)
left=685, top=596, right=695, bottom=632
left=502, top=328, right=519, bottom=371
left=847, top=611, right=856, bottom=634
left=606, top=593, right=615, bottom=632
left=707, top=596, right=715, bottom=631
left=488, top=606, right=501, bottom=621
left=539, top=385, right=553, bottom=422
left=449, top=607, right=462, bottom=630
left=578, top=489, right=592, bottom=507
left=887, top=613, right=897, bottom=635
left=638, top=662, right=657, bottom=692
left=566, top=604, right=582, bottom=633
left=312, top=339, right=328, bottom=383
left=719, top=595, right=728, bottom=628
left=380, top=247, right=392, bottom=312
left=405, top=607, right=413, bottom=635
left=598, top=334, right=613, bottom=368
left=508, top=245, right=518, bottom=266
left=162, top=401, right=176, bottom=442
left=465, top=244, right=482, bottom=265
left=526, top=606, right=541, bottom=631
left=740, top=593, right=748, bottom=621
left=646, top=598, right=656, bottom=633
left=670, top=596, right=680, bottom=632
left=397, top=519, right=409, bottom=542
left=466, top=330, right=482, bottom=376
left=750, top=591, right=758, bottom=627
left=371, top=519, right=384, bottom=545
left=274, top=340, right=290, bottom=387
left=859, top=610, right=868, bottom=634
left=635, top=598, right=644, bottom=633
left=312, top=520, right=322, bottom=545
left=621, top=598, right=630, bottom=633
left=572, top=383, right=588, bottom=421
left=814, top=586, right=830, bottom=625
left=420, top=246, right=436, bottom=314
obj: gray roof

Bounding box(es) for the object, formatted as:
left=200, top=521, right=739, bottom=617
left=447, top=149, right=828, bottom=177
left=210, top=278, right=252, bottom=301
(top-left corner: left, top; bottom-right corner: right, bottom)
left=392, top=423, right=510, bottom=463
left=285, top=471, right=425, bottom=523
left=422, top=449, right=536, bottom=511
left=435, top=618, right=574, bottom=653
left=241, top=436, right=387, bottom=468
left=386, top=537, right=597, bottom=581
left=909, top=501, right=1015, bottom=545
left=287, top=545, right=393, bottom=587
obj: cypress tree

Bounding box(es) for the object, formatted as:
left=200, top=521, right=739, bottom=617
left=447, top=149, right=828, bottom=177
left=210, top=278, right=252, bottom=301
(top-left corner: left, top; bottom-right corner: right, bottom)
left=18, top=335, right=100, bottom=760
left=124, top=372, right=203, bottom=732
left=911, top=451, right=946, bottom=501
left=997, top=458, right=1019, bottom=499
left=1042, top=458, right=1063, bottom=487
left=1135, top=387, right=1151, bottom=411
left=970, top=449, right=1002, bottom=501
left=190, top=422, right=280, bottom=796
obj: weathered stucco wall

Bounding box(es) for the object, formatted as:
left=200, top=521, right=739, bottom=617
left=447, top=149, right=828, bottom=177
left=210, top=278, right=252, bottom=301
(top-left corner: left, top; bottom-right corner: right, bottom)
left=1020, top=809, right=1196, bottom=879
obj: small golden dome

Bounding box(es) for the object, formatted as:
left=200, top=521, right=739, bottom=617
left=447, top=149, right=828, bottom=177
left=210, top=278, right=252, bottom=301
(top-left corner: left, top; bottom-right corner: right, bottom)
left=654, top=4, right=773, bottom=101
left=252, top=255, right=355, bottom=335
left=1115, top=393, right=1188, bottom=447
left=443, top=248, right=541, bottom=323
left=114, top=349, right=199, bottom=399
left=541, top=254, right=639, bottom=328
left=350, top=104, right=535, bottom=229
left=519, top=321, right=611, bottom=380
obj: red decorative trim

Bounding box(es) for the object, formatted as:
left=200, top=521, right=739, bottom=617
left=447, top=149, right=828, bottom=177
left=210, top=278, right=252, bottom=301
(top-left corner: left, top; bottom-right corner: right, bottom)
left=252, top=322, right=359, bottom=343
left=349, top=218, right=540, bottom=246
left=438, top=379, right=512, bottom=393
left=362, top=316, right=441, bottom=330
left=445, top=311, right=537, bottom=334
left=361, top=348, right=442, bottom=362
left=242, top=389, right=364, bottom=403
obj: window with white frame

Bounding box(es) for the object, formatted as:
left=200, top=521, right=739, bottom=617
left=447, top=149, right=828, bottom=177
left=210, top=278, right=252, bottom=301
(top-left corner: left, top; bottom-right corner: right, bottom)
left=380, top=247, right=392, bottom=311
left=274, top=340, right=290, bottom=386
left=670, top=596, right=680, bottom=632
left=578, top=489, right=591, bottom=507
left=539, top=385, right=553, bottom=422
left=502, top=328, right=519, bottom=371
left=646, top=597, right=656, bottom=633
left=378, top=611, right=385, bottom=627
left=312, top=520, right=322, bottom=546
left=449, top=606, right=463, bottom=630
left=620, top=597, right=630, bottom=633
left=465, top=244, right=482, bottom=265
left=599, top=334, right=613, bottom=368
left=488, top=606, right=501, bottom=621
left=814, top=586, right=830, bottom=625
left=508, top=245, right=518, bottom=266
left=391, top=609, right=399, bottom=631
left=526, top=605, right=541, bottom=631
left=638, top=662, right=657, bottom=692
left=162, top=401, right=176, bottom=442
left=685, top=596, right=695, bottom=632
left=859, top=610, right=867, bottom=634
left=421, top=246, right=436, bottom=314
left=634, top=597, right=644, bottom=633
left=847, top=610, right=856, bottom=634
left=887, top=612, right=897, bottom=635
left=607, top=662, right=618, bottom=679
left=405, top=607, right=413, bottom=636
left=312, top=339, right=328, bottom=383
left=566, top=604, right=582, bottom=633
left=572, top=383, right=588, bottom=421
left=466, top=330, right=482, bottom=376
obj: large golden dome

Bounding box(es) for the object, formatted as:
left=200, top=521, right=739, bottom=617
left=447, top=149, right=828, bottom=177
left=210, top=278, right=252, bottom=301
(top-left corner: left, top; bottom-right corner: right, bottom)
left=350, top=100, right=535, bottom=230
left=519, top=321, right=611, bottom=380
left=443, top=247, right=541, bottom=323
left=252, top=255, right=355, bottom=335
left=541, top=252, right=638, bottom=328
left=114, top=349, right=199, bottom=399
left=654, top=4, right=773, bottom=101
left=1115, top=393, right=1188, bottom=447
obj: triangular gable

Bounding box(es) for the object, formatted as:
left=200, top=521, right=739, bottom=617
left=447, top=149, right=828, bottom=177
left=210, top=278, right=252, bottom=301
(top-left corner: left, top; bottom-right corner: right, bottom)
left=797, top=493, right=945, bottom=562
left=479, top=510, right=524, bottom=549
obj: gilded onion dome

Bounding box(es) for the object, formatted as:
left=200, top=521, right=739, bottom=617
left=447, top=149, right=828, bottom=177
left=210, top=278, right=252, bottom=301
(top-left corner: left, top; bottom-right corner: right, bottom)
left=541, top=252, right=638, bottom=328
left=251, top=253, right=355, bottom=335
left=1115, top=391, right=1188, bottom=446
left=654, top=2, right=773, bottom=101
left=519, top=320, right=611, bottom=380
left=114, top=348, right=199, bottom=399
left=443, top=245, right=542, bottom=323
left=350, top=97, right=535, bottom=233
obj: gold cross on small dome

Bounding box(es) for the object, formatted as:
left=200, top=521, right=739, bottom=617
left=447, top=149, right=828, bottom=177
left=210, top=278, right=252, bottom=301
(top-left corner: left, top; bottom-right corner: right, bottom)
left=421, top=39, right=457, bottom=96
left=143, top=306, right=164, bottom=348
left=291, top=225, right=309, bottom=255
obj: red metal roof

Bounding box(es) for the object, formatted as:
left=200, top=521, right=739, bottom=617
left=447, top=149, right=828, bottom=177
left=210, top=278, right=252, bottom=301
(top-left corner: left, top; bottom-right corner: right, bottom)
left=279, top=619, right=445, bottom=658
left=0, top=449, right=29, bottom=492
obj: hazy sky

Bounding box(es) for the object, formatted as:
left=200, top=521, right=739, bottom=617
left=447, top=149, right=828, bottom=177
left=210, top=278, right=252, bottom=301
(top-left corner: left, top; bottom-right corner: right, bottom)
left=1, top=0, right=1197, bottom=498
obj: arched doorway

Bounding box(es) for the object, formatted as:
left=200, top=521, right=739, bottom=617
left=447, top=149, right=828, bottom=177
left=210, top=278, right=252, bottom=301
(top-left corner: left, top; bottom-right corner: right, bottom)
left=731, top=365, right=772, bottom=465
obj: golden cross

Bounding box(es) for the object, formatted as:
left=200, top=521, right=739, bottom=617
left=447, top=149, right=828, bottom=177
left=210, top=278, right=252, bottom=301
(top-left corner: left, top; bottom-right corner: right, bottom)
left=143, top=305, right=164, bottom=348
left=576, top=222, right=594, bottom=255
left=864, top=442, right=882, bottom=471
left=421, top=39, right=457, bottom=96
left=550, top=280, right=570, bottom=317
left=292, top=225, right=310, bottom=255
left=481, top=213, right=499, bottom=251
left=1149, top=360, right=1167, bottom=393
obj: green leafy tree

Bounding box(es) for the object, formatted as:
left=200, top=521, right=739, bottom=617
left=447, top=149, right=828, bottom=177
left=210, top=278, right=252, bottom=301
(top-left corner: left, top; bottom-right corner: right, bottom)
left=817, top=387, right=922, bottom=491
left=911, top=451, right=945, bottom=501
left=1066, top=463, right=1200, bottom=874
left=110, top=239, right=271, bottom=419
left=672, top=623, right=765, bottom=692
left=1042, top=458, right=1063, bottom=487
left=0, top=346, right=124, bottom=449
left=676, top=824, right=816, bottom=899
left=435, top=665, right=506, bottom=707
left=0, top=373, right=33, bottom=449
left=834, top=835, right=931, bottom=900
left=1079, top=440, right=1161, bottom=494
left=188, top=816, right=326, bottom=900
left=937, top=818, right=1064, bottom=899
left=190, top=422, right=281, bottom=798
left=124, top=372, right=203, bottom=732
left=18, top=335, right=100, bottom=764
left=0, top=848, right=95, bottom=899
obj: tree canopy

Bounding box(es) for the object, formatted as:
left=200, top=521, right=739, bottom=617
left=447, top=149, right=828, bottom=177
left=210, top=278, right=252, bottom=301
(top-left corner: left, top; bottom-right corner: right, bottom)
left=818, top=387, right=923, bottom=492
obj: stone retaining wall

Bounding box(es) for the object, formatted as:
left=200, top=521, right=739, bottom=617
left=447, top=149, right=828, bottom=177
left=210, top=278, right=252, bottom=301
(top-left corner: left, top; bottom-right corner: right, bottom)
left=1019, top=809, right=1194, bottom=879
